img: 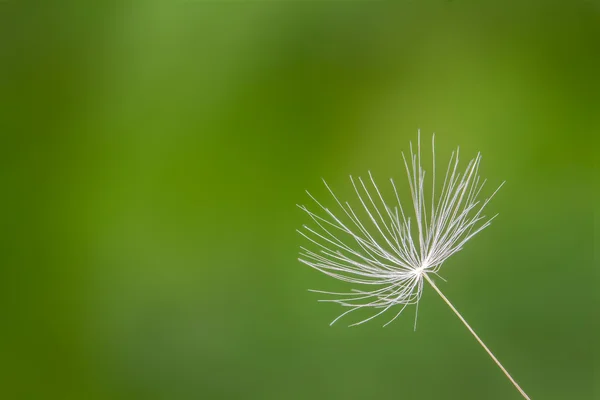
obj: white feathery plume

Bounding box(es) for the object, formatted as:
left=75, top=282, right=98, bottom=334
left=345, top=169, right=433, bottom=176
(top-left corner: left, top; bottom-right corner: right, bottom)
left=297, top=131, right=531, bottom=400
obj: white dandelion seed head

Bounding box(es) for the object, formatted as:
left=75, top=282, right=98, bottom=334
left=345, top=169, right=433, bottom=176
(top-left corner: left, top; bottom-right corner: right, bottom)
left=297, top=131, right=504, bottom=327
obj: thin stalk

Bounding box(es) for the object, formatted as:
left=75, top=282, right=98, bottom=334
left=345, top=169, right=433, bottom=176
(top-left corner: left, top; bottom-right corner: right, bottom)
left=423, top=274, right=531, bottom=400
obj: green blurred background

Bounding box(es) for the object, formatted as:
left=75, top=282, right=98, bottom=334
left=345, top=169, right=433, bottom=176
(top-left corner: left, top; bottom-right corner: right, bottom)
left=0, top=1, right=597, bottom=399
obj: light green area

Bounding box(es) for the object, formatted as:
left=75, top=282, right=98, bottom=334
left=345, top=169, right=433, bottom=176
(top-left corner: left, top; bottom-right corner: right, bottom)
left=0, top=2, right=597, bottom=399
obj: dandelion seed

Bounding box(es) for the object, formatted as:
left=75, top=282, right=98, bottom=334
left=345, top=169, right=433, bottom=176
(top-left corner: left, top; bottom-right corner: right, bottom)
left=297, top=131, right=531, bottom=400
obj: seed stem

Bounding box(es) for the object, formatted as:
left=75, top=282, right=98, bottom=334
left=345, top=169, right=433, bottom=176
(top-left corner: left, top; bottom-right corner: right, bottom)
left=423, top=274, right=531, bottom=400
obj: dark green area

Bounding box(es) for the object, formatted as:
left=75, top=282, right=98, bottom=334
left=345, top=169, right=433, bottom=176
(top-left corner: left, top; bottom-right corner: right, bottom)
left=0, top=1, right=597, bottom=399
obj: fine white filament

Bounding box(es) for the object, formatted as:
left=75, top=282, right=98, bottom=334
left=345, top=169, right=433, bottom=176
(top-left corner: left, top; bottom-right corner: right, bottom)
left=297, top=132, right=530, bottom=399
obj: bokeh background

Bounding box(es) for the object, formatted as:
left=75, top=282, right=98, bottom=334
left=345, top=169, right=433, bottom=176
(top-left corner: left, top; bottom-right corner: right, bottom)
left=1, top=1, right=598, bottom=399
